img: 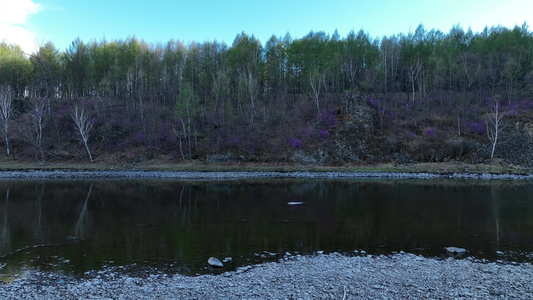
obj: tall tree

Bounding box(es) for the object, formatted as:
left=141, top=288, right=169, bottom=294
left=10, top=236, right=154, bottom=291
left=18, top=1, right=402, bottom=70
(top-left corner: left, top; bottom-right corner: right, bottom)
left=30, top=42, right=60, bottom=99
left=0, top=85, right=13, bottom=156
left=486, top=97, right=506, bottom=159
left=174, top=83, right=196, bottom=160
left=71, top=105, right=95, bottom=162
left=19, top=100, right=46, bottom=162
left=162, top=39, right=187, bottom=106
left=0, top=43, right=32, bottom=98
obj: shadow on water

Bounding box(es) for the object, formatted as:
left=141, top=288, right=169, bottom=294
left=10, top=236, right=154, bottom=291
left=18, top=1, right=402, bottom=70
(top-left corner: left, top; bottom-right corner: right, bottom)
left=0, top=179, right=533, bottom=281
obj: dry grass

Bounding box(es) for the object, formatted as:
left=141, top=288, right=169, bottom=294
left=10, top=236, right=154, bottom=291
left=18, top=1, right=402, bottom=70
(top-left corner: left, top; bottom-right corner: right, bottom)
left=0, top=155, right=530, bottom=175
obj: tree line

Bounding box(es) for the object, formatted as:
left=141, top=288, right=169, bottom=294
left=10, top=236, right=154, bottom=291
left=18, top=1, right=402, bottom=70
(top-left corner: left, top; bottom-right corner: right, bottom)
left=0, top=23, right=532, bottom=163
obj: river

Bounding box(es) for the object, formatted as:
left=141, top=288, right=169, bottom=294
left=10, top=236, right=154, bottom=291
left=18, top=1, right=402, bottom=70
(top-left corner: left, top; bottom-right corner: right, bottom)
left=0, top=179, right=532, bottom=281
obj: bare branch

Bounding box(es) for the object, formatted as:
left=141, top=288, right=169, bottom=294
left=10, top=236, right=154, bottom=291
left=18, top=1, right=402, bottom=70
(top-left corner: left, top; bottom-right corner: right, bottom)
left=71, top=105, right=95, bottom=162
left=485, top=98, right=506, bottom=159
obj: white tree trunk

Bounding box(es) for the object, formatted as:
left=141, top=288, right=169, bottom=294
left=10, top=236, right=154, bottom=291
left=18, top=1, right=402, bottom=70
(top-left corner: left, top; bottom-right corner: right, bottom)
left=0, top=85, right=12, bottom=156
left=71, top=106, right=95, bottom=162
left=486, top=99, right=505, bottom=159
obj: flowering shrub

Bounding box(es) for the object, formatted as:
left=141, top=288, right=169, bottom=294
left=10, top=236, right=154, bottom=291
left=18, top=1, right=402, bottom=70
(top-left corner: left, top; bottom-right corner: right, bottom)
left=319, top=130, right=330, bottom=141
left=169, top=149, right=180, bottom=159
left=424, top=127, right=438, bottom=137
left=320, top=110, right=338, bottom=129
left=290, top=138, right=303, bottom=149
left=134, top=132, right=145, bottom=145
left=405, top=130, right=417, bottom=138
left=303, top=127, right=314, bottom=139
left=466, top=121, right=484, bottom=134
left=227, top=137, right=240, bottom=146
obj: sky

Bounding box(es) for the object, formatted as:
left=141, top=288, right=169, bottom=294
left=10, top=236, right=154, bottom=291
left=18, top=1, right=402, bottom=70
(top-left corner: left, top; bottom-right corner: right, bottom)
left=1, top=0, right=533, bottom=54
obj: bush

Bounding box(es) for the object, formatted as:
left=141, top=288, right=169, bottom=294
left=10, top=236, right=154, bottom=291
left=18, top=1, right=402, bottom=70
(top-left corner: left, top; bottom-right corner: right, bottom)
left=290, top=138, right=303, bottom=149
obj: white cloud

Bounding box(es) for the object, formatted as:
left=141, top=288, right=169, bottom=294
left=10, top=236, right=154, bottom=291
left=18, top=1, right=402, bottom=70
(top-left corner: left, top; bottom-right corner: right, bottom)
left=0, top=0, right=41, bottom=54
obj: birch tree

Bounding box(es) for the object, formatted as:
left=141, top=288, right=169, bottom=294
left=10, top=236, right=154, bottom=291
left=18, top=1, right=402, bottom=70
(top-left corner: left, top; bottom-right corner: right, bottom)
left=174, top=83, right=195, bottom=160
left=239, top=71, right=259, bottom=132
left=19, top=101, right=46, bottom=162
left=309, top=70, right=325, bottom=115
left=71, top=105, right=95, bottom=162
left=0, top=85, right=12, bottom=156
left=486, top=98, right=506, bottom=159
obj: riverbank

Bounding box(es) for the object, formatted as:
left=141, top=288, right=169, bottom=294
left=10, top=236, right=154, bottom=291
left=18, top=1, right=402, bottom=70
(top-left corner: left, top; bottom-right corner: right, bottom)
left=1, top=252, right=532, bottom=299
left=0, top=168, right=532, bottom=181
left=0, top=159, right=531, bottom=174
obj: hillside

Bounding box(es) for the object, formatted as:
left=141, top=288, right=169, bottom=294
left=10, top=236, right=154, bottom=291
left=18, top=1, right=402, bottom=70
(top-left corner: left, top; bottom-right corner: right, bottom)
left=1, top=25, right=533, bottom=168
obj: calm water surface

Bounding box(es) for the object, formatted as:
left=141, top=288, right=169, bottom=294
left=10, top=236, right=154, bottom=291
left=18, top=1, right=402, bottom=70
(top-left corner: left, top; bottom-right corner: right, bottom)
left=0, top=179, right=532, bottom=280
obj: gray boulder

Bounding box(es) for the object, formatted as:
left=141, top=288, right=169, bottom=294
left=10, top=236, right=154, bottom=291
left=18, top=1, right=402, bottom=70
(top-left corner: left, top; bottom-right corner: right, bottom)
left=207, top=257, right=223, bottom=268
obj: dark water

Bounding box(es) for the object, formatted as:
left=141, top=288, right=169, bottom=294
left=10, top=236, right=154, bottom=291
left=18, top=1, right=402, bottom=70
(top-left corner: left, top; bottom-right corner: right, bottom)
left=0, top=179, right=533, bottom=281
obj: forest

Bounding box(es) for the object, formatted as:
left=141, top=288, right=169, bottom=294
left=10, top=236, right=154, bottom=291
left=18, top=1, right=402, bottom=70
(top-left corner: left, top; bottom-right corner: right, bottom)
left=1, top=23, right=533, bottom=166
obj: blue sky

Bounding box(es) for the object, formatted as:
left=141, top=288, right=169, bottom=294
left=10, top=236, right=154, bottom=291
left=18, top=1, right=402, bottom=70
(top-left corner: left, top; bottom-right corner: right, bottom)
left=1, top=0, right=532, bottom=54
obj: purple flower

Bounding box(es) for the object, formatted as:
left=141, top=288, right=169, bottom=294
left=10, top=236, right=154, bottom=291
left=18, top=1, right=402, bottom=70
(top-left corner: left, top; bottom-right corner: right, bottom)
left=425, top=127, right=438, bottom=137
left=319, top=130, right=330, bottom=141
left=405, top=130, right=417, bottom=138
left=320, top=110, right=338, bottom=129
left=134, top=132, right=145, bottom=143
left=290, top=138, right=303, bottom=149
left=466, top=121, right=484, bottom=134
left=228, top=137, right=239, bottom=145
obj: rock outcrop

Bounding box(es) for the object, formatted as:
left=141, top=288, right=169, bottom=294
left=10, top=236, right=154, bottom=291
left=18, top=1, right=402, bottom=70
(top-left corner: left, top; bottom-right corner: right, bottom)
left=331, top=92, right=376, bottom=162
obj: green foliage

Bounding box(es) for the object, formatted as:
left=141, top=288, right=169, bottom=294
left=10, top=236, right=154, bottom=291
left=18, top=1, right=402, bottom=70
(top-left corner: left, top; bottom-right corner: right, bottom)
left=0, top=42, right=32, bottom=98
left=3, top=24, right=533, bottom=162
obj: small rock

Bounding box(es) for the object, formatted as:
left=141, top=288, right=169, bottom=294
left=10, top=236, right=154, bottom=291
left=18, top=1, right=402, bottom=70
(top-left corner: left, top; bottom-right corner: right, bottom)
left=222, top=257, right=232, bottom=263
left=316, top=250, right=324, bottom=255
left=287, top=202, right=305, bottom=206
left=207, top=257, right=223, bottom=268
left=445, top=247, right=467, bottom=254
left=496, top=251, right=504, bottom=256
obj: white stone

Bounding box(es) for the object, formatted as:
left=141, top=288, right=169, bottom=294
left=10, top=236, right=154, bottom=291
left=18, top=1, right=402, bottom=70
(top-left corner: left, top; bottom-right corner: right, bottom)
left=207, top=257, right=223, bottom=268
left=445, top=247, right=467, bottom=254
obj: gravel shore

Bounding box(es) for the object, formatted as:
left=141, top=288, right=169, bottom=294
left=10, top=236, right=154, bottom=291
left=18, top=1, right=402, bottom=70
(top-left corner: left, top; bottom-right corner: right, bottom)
left=0, top=170, right=532, bottom=180
left=1, top=252, right=532, bottom=299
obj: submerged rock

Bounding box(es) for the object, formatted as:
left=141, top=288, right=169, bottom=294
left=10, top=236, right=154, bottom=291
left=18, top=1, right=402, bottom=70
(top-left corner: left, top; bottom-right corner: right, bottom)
left=207, top=257, right=223, bottom=268
left=287, top=202, right=305, bottom=206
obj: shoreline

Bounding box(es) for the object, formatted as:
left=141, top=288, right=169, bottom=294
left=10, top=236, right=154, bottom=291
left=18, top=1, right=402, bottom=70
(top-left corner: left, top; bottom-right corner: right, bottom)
left=1, top=169, right=533, bottom=181
left=1, top=252, right=532, bottom=299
